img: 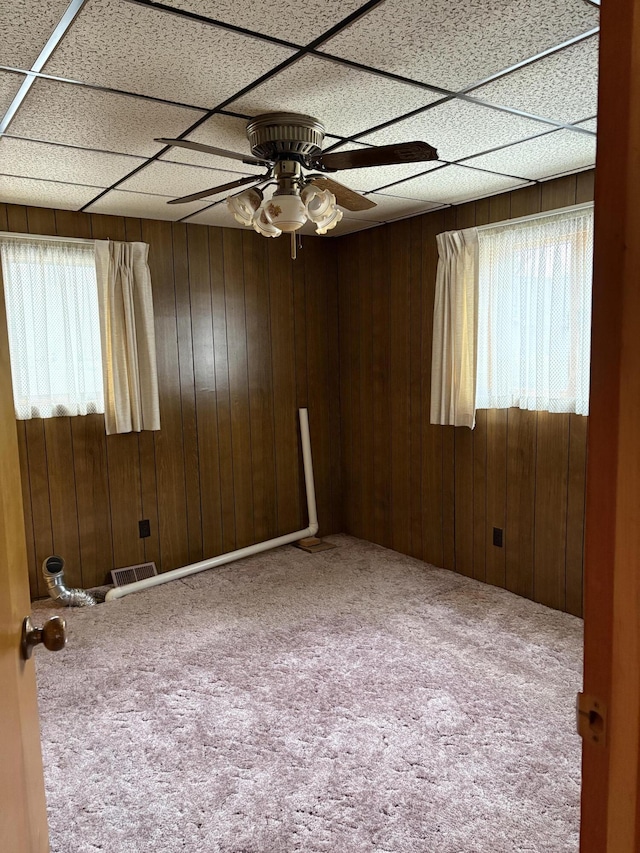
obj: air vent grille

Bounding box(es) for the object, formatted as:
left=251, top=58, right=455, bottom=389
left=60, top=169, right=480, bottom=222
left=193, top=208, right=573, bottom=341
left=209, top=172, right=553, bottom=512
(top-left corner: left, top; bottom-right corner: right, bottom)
left=111, top=562, right=157, bottom=587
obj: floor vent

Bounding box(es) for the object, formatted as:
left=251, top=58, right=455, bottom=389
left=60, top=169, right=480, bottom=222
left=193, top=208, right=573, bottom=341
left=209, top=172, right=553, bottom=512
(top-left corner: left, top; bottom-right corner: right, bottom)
left=111, top=562, right=158, bottom=587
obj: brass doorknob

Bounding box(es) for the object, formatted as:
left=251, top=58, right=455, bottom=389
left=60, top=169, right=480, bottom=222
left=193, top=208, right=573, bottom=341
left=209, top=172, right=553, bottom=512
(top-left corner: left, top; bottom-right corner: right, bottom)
left=21, top=615, right=67, bottom=660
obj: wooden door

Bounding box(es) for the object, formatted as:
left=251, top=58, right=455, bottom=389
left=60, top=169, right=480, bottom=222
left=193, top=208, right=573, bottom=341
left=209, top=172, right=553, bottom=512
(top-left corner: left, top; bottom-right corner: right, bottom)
left=580, top=0, right=640, bottom=849
left=0, top=273, right=49, bottom=848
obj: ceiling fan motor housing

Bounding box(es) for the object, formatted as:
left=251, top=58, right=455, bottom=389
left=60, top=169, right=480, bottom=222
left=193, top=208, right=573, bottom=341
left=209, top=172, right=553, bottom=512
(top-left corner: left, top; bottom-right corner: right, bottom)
left=246, top=112, right=326, bottom=161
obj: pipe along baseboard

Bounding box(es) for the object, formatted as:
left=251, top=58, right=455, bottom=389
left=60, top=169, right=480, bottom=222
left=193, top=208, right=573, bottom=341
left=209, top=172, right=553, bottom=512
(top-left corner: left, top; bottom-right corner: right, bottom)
left=106, top=408, right=318, bottom=602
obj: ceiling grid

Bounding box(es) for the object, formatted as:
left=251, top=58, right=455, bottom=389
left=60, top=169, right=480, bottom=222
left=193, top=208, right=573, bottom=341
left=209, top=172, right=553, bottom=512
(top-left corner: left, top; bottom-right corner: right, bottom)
left=0, top=0, right=599, bottom=233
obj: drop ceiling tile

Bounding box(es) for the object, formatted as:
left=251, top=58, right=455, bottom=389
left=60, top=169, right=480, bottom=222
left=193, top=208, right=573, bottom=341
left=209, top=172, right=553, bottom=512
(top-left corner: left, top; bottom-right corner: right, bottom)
left=298, top=216, right=381, bottom=237
left=321, top=0, right=599, bottom=91
left=0, top=71, right=25, bottom=115
left=9, top=78, right=205, bottom=157
left=85, top=189, right=204, bottom=221
left=345, top=194, right=444, bottom=222
left=160, top=0, right=365, bottom=43
left=461, top=129, right=597, bottom=180
left=229, top=55, right=443, bottom=138
left=361, top=99, right=549, bottom=163
left=376, top=166, right=527, bottom=205
left=1, top=0, right=72, bottom=68
left=183, top=203, right=241, bottom=228
left=0, top=137, right=144, bottom=187
left=469, top=37, right=598, bottom=124
left=44, top=0, right=295, bottom=107
left=119, top=160, right=249, bottom=199
left=0, top=175, right=101, bottom=210
left=160, top=114, right=265, bottom=174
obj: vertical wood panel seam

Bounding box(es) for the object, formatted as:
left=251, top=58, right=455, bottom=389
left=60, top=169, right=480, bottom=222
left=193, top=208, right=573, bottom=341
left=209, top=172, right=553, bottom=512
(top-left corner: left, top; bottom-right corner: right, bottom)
left=169, top=223, right=190, bottom=564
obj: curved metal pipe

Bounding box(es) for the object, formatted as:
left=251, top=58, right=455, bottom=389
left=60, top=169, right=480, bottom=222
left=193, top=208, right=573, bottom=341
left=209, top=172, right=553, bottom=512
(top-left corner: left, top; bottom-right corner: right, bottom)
left=42, top=555, right=96, bottom=607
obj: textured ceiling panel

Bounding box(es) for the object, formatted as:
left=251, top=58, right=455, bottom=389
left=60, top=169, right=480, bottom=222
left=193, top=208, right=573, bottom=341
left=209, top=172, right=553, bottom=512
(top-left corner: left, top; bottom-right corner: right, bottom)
left=321, top=0, right=599, bottom=91
left=118, top=160, right=250, bottom=198
left=160, top=0, right=366, bottom=43
left=0, top=70, right=25, bottom=115
left=468, top=36, right=599, bottom=124
left=298, top=216, right=380, bottom=237
left=345, top=193, right=444, bottom=221
left=0, top=175, right=101, bottom=210
left=327, top=160, right=443, bottom=193
left=460, top=130, right=597, bottom=180
left=44, top=0, right=295, bottom=107
left=0, top=137, right=145, bottom=186
left=160, top=114, right=265, bottom=173
left=229, top=55, right=443, bottom=138
left=361, top=99, right=548, bottom=163
left=376, top=165, right=527, bottom=204
left=183, top=203, right=244, bottom=228
left=1, top=0, right=72, bottom=68
left=85, top=189, right=205, bottom=220
left=9, top=79, right=205, bottom=157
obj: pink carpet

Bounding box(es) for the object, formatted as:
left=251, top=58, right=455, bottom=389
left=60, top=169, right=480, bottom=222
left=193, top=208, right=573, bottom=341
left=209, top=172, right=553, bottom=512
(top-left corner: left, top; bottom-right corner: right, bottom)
left=34, top=534, right=583, bottom=852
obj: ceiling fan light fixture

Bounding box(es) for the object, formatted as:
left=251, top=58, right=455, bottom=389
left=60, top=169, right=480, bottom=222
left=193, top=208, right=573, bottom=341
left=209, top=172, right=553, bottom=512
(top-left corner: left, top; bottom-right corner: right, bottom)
left=314, top=207, right=343, bottom=235
left=262, top=194, right=307, bottom=233
left=227, top=187, right=264, bottom=226
left=302, top=185, right=343, bottom=234
left=252, top=208, right=282, bottom=238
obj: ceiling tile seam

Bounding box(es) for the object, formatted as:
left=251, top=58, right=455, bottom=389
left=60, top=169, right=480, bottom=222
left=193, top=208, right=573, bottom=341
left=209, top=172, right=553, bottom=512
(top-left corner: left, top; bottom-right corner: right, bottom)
left=453, top=94, right=598, bottom=133
left=365, top=159, right=539, bottom=196
left=0, top=65, right=215, bottom=113
left=308, top=51, right=455, bottom=98
left=456, top=27, right=600, bottom=96
left=77, top=0, right=391, bottom=212
left=313, top=28, right=599, bottom=107
left=0, top=132, right=261, bottom=177
left=452, top=126, right=582, bottom=166
left=322, top=92, right=595, bottom=158
left=122, top=0, right=303, bottom=50
left=0, top=171, right=104, bottom=189
left=0, top=0, right=88, bottom=136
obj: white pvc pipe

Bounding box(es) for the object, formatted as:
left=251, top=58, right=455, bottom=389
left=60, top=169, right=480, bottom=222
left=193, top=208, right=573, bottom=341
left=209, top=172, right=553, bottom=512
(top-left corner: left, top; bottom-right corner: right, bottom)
left=106, top=408, right=318, bottom=602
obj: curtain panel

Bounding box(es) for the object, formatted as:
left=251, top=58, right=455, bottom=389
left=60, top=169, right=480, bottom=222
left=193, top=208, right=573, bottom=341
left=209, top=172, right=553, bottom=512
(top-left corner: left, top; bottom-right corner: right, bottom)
left=430, top=207, right=593, bottom=430
left=95, top=240, right=160, bottom=435
left=430, top=227, right=479, bottom=429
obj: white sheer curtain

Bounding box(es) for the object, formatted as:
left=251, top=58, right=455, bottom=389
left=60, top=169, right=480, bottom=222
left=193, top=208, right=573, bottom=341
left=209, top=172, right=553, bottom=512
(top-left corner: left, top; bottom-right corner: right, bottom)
left=430, top=227, right=479, bottom=428
left=475, top=208, right=593, bottom=416
left=0, top=238, right=104, bottom=419
left=94, top=240, right=160, bottom=435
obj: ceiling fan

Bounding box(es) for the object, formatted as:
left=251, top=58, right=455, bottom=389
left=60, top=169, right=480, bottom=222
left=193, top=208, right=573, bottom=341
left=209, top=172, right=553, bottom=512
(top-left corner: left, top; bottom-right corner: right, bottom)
left=157, top=112, right=438, bottom=251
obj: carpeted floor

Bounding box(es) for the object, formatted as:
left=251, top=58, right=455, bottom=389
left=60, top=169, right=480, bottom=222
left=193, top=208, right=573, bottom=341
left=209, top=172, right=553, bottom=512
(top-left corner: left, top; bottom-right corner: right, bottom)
left=33, top=535, right=583, bottom=853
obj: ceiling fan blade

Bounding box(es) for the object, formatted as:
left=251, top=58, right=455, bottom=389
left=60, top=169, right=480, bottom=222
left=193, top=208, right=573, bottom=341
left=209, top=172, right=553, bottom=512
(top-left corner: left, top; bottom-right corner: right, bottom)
left=310, top=177, right=377, bottom=212
left=156, top=138, right=268, bottom=166
left=167, top=175, right=263, bottom=205
left=314, top=141, right=438, bottom=172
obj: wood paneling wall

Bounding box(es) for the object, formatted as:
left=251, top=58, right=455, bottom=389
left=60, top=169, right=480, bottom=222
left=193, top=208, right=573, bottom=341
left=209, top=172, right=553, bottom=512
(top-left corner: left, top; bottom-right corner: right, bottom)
left=337, top=170, right=595, bottom=617
left=0, top=203, right=341, bottom=599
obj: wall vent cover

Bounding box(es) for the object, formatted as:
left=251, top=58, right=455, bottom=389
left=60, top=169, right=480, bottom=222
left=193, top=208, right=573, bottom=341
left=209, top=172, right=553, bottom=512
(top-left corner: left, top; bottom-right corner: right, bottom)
left=111, top=562, right=158, bottom=587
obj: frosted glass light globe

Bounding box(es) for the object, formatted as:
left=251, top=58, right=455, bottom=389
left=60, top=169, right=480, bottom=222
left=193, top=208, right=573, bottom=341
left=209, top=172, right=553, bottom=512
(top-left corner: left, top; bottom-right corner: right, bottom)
left=263, top=194, right=307, bottom=232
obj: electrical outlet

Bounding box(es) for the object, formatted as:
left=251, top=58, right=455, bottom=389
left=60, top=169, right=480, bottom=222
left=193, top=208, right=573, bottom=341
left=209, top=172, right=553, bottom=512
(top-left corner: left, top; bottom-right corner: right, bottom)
left=493, top=527, right=503, bottom=548
left=139, top=519, right=151, bottom=538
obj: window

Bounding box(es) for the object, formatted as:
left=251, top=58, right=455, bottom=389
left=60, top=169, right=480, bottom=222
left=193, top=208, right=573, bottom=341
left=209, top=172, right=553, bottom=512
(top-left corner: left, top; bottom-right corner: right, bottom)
left=0, top=237, right=104, bottom=419
left=475, top=207, right=593, bottom=416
